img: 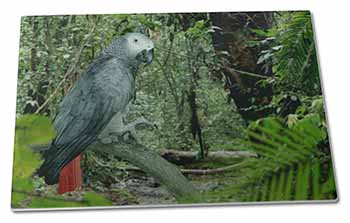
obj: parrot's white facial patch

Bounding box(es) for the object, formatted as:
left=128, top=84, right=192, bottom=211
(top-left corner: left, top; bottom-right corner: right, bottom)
left=125, top=33, right=154, bottom=64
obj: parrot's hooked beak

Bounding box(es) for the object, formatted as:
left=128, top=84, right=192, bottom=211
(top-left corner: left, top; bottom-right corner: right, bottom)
left=137, top=48, right=154, bottom=65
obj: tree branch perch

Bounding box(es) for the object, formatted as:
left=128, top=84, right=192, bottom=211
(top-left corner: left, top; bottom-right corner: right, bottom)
left=89, top=139, right=199, bottom=199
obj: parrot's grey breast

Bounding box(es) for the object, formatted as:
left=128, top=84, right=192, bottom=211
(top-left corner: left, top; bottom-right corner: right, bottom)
left=95, top=57, right=136, bottom=114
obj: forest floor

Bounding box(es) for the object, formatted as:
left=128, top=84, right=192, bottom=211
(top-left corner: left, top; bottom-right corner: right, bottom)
left=41, top=155, right=247, bottom=206
left=102, top=156, right=246, bottom=205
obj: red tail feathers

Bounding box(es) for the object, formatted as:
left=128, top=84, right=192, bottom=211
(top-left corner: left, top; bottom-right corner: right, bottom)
left=58, top=155, right=82, bottom=194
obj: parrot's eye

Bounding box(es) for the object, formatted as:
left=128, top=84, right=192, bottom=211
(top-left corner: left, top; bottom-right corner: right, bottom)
left=134, top=39, right=138, bottom=43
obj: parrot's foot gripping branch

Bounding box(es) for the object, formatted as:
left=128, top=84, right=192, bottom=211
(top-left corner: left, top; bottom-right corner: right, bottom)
left=99, top=116, right=156, bottom=144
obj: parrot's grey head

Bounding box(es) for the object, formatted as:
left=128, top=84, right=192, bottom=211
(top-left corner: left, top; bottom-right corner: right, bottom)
left=121, top=33, right=154, bottom=65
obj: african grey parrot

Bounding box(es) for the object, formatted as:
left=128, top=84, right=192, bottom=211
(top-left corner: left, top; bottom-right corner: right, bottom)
left=37, top=33, right=154, bottom=185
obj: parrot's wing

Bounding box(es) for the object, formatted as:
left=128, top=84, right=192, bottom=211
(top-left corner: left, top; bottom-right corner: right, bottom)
left=54, top=83, right=113, bottom=146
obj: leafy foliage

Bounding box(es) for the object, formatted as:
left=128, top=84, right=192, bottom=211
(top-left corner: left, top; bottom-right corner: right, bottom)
left=11, top=115, right=113, bottom=208
left=257, top=11, right=321, bottom=96
left=237, top=115, right=336, bottom=201
left=229, top=12, right=338, bottom=202
left=12, top=115, right=55, bottom=195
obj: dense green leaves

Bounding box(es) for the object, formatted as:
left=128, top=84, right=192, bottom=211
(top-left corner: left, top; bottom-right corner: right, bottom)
left=257, top=11, right=321, bottom=96
left=12, top=115, right=55, bottom=193
left=11, top=115, right=114, bottom=208
left=239, top=115, right=336, bottom=201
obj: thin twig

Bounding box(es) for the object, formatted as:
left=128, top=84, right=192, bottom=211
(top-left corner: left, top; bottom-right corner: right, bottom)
left=225, top=66, right=270, bottom=79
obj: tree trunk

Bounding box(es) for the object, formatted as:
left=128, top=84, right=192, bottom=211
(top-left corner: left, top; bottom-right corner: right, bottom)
left=187, top=77, right=206, bottom=159
left=209, top=12, right=275, bottom=121
left=178, top=14, right=208, bottom=159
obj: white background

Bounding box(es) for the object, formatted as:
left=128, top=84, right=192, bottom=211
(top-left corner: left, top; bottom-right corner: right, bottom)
left=0, top=0, right=349, bottom=222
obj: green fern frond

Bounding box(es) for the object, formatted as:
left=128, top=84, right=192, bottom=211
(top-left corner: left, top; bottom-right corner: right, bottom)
left=272, top=11, right=320, bottom=95
left=236, top=115, right=336, bottom=202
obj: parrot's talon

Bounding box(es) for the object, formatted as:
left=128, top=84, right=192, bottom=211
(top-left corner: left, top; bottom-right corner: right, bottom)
left=100, top=137, right=113, bottom=145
